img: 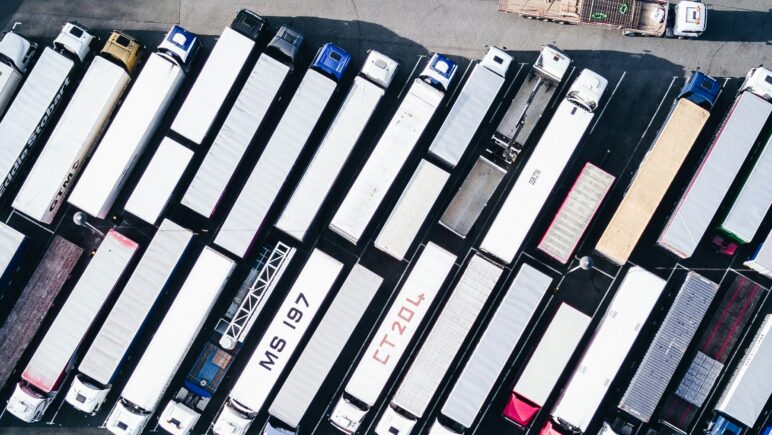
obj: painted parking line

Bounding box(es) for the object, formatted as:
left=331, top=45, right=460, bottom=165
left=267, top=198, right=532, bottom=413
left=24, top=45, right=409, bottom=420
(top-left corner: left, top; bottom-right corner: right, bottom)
left=397, top=55, right=425, bottom=100
left=589, top=71, right=626, bottom=135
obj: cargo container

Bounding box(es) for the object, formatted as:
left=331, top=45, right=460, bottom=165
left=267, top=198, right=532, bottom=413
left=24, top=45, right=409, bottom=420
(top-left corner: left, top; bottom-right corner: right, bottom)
left=124, top=137, right=193, bottom=224
left=481, top=69, right=608, bottom=264
left=375, top=254, right=503, bottom=434
left=65, top=220, right=193, bottom=413
left=170, top=10, right=265, bottom=145
left=595, top=71, right=721, bottom=265
left=430, top=263, right=553, bottom=434
left=707, top=314, right=772, bottom=433
left=214, top=43, right=350, bottom=258
left=68, top=26, right=199, bottom=219
left=0, top=221, right=25, bottom=288
left=720, top=132, right=772, bottom=243
left=617, top=272, right=717, bottom=424
left=440, top=46, right=571, bottom=238
left=158, top=242, right=294, bottom=435
left=428, top=47, right=512, bottom=168
left=538, top=163, right=614, bottom=264
left=260, top=265, right=382, bottom=435
left=497, top=0, right=707, bottom=38
left=658, top=274, right=765, bottom=433
left=0, top=236, right=82, bottom=390
left=212, top=249, right=343, bottom=435
left=0, top=29, right=37, bottom=118
left=104, top=247, right=234, bottom=435
left=329, top=54, right=458, bottom=244
left=275, top=50, right=397, bottom=242
left=499, top=304, right=590, bottom=429
left=375, top=160, right=449, bottom=260
left=745, top=229, right=772, bottom=279
left=658, top=67, right=772, bottom=259
left=550, top=267, right=665, bottom=434
left=0, top=22, right=93, bottom=198
left=6, top=231, right=138, bottom=423
left=13, top=32, right=142, bottom=224
left=180, top=26, right=302, bottom=218
left=329, top=242, right=456, bottom=434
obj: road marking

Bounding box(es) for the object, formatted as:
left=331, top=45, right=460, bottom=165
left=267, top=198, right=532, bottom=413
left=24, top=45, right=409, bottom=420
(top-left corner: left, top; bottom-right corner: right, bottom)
left=13, top=208, right=54, bottom=234
left=447, top=60, right=477, bottom=107
left=397, top=55, right=425, bottom=100
left=589, top=71, right=626, bottom=135
left=639, top=75, right=677, bottom=142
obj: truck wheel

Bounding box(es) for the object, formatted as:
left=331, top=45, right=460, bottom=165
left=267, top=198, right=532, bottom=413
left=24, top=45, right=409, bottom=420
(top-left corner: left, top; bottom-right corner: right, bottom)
left=523, top=15, right=535, bottom=20
left=623, top=30, right=638, bottom=36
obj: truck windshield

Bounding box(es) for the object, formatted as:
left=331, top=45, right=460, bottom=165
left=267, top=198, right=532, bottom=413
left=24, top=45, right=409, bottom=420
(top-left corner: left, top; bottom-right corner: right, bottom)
left=567, top=91, right=596, bottom=112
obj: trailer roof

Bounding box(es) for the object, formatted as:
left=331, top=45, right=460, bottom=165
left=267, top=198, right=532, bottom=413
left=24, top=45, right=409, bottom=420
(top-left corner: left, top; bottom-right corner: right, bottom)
left=120, top=247, right=233, bottom=410
left=441, top=262, right=550, bottom=428
left=269, top=265, right=381, bottom=428
left=78, top=220, right=193, bottom=385
left=745, top=230, right=772, bottom=278
left=215, top=68, right=337, bottom=257
left=0, top=222, right=24, bottom=278
left=22, top=231, right=137, bottom=392
left=440, top=156, right=506, bottom=238
left=181, top=54, right=289, bottom=218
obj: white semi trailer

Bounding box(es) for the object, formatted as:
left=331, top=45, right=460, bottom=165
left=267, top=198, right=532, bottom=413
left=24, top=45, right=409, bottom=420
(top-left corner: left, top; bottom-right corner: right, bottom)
left=181, top=26, right=302, bottom=218
left=480, top=68, right=608, bottom=264
left=212, top=250, right=343, bottom=435
left=68, top=25, right=199, bottom=219
left=6, top=230, right=138, bottom=423
left=104, top=247, right=234, bottom=435
left=329, top=242, right=456, bottom=434
left=0, top=22, right=93, bottom=198
left=170, top=10, right=265, bottom=145
left=329, top=54, right=458, bottom=244
left=0, top=28, right=36, bottom=118
left=214, top=43, right=351, bottom=258
left=66, top=220, right=193, bottom=414
left=13, top=31, right=142, bottom=224
left=275, top=50, right=398, bottom=242
left=0, top=221, right=25, bottom=288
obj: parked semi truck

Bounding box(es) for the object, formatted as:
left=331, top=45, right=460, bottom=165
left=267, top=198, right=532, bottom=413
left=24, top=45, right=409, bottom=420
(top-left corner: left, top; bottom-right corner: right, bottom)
left=0, top=221, right=25, bottom=289
left=720, top=132, right=772, bottom=244
left=0, top=236, right=82, bottom=390
left=440, top=46, right=571, bottom=238
left=706, top=314, right=772, bottom=434
left=215, top=43, right=351, bottom=258
left=549, top=267, right=665, bottom=434
left=658, top=67, right=772, bottom=259
left=658, top=274, right=765, bottom=433
left=329, top=54, right=458, bottom=244
left=745, top=229, right=772, bottom=279
left=104, top=247, right=234, bottom=435
left=593, top=71, right=720, bottom=264
left=375, top=254, right=503, bottom=435
left=124, top=137, right=193, bottom=224
left=329, top=243, right=456, bottom=434
left=0, top=28, right=37, bottom=118
left=538, top=163, right=614, bottom=264
left=501, top=304, right=590, bottom=429
left=6, top=231, right=138, bottom=423
left=615, top=272, right=717, bottom=425
left=13, top=31, right=141, bottom=224
left=157, top=242, right=294, bottom=435
left=66, top=220, right=193, bottom=413
left=171, top=9, right=265, bottom=145
left=260, top=265, right=382, bottom=435
left=212, top=250, right=343, bottom=435
left=276, top=50, right=398, bottom=242
left=68, top=25, right=199, bottom=219
left=374, top=47, right=511, bottom=260
left=0, top=22, right=93, bottom=198
left=430, top=264, right=554, bottom=434
left=181, top=26, right=302, bottom=218
left=497, top=0, right=707, bottom=38
left=481, top=69, right=608, bottom=264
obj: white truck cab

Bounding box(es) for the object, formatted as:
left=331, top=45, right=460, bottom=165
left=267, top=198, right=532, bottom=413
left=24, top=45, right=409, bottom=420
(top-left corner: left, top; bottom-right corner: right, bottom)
left=329, top=395, right=368, bottom=433
left=566, top=69, right=609, bottom=113
left=0, top=29, right=36, bottom=116
left=374, top=405, right=418, bottom=435
left=6, top=383, right=51, bottom=422
left=672, top=1, right=707, bottom=38
left=534, top=45, right=571, bottom=84
left=361, top=50, right=398, bottom=89
left=428, top=420, right=462, bottom=435
left=158, top=401, right=199, bottom=435
left=480, top=46, right=512, bottom=78
left=104, top=399, right=150, bottom=435
left=65, top=375, right=110, bottom=413
left=53, top=22, right=94, bottom=62
left=212, top=399, right=253, bottom=435
left=739, top=66, right=772, bottom=101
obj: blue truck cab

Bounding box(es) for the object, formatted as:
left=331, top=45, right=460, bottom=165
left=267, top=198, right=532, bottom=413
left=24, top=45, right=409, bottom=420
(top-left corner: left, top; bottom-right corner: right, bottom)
left=311, top=43, right=350, bottom=82
left=158, top=25, right=200, bottom=71
left=706, top=414, right=743, bottom=435
left=678, top=70, right=720, bottom=110
left=419, top=53, right=458, bottom=93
